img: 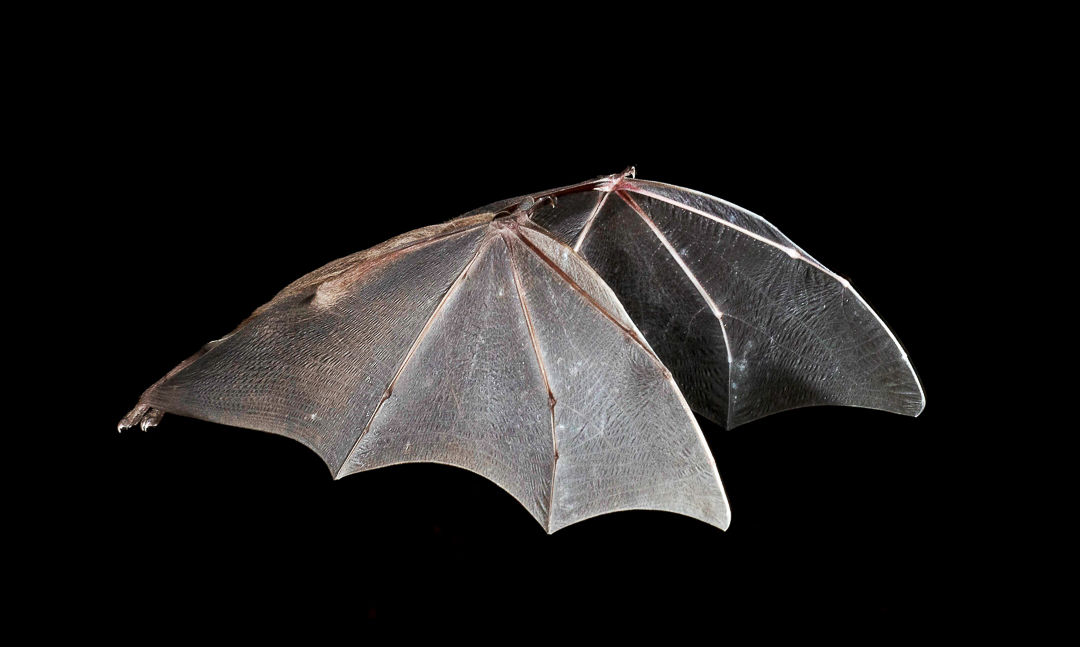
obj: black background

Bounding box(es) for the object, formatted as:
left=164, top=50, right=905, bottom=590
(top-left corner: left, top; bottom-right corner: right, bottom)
left=70, top=38, right=976, bottom=633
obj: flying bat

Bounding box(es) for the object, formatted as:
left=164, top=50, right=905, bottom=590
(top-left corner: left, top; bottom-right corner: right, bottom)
left=119, top=169, right=923, bottom=533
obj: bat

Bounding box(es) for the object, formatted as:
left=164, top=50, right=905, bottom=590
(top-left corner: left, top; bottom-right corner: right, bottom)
left=119, top=169, right=923, bottom=533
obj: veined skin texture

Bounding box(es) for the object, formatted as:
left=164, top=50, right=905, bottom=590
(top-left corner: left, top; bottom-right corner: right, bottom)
left=120, top=205, right=730, bottom=533
left=468, top=170, right=924, bottom=429
left=121, top=170, right=923, bottom=532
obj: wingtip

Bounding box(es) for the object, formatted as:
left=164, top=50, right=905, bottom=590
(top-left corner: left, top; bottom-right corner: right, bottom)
left=717, top=495, right=732, bottom=531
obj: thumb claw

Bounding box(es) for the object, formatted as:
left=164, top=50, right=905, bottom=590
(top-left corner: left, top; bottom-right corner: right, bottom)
left=118, top=404, right=163, bottom=433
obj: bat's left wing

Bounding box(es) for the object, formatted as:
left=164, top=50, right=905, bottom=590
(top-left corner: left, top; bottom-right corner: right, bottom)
left=119, top=206, right=730, bottom=533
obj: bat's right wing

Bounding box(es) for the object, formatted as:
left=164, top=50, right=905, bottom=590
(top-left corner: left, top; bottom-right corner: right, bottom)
left=521, top=169, right=925, bottom=429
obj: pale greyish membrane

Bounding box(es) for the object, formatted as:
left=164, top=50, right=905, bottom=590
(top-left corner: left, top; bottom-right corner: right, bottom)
left=513, top=227, right=727, bottom=531
left=120, top=211, right=730, bottom=532
left=119, top=171, right=922, bottom=529
left=127, top=224, right=492, bottom=471
left=522, top=173, right=924, bottom=428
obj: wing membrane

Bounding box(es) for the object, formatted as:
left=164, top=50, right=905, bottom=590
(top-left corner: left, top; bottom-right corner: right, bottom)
left=501, top=174, right=924, bottom=427
left=133, top=224, right=489, bottom=471
left=122, top=214, right=731, bottom=532
left=511, top=233, right=729, bottom=531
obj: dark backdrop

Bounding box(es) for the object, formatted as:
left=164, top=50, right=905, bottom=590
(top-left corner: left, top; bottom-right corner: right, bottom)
left=82, top=61, right=964, bottom=631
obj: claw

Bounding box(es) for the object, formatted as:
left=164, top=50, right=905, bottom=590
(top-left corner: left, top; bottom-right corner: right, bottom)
left=140, top=408, right=164, bottom=431
left=598, top=167, right=637, bottom=192
left=533, top=194, right=557, bottom=210
left=118, top=404, right=163, bottom=432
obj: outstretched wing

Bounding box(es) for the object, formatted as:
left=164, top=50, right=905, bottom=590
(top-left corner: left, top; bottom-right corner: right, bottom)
left=120, top=211, right=729, bottom=532
left=510, top=170, right=924, bottom=429
left=119, top=214, right=497, bottom=469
